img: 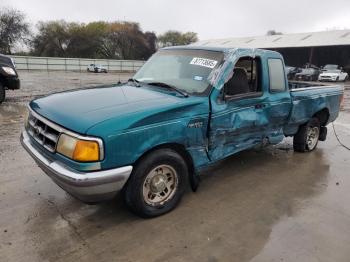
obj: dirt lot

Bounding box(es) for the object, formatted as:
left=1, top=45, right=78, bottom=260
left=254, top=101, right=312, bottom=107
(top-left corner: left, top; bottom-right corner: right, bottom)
left=1, top=71, right=350, bottom=262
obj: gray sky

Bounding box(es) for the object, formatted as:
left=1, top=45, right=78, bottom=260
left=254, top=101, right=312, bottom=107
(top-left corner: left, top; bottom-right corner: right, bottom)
left=2, top=0, right=350, bottom=40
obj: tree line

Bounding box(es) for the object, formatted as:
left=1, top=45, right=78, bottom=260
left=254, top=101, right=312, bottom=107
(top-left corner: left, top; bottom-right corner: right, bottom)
left=0, top=7, right=198, bottom=60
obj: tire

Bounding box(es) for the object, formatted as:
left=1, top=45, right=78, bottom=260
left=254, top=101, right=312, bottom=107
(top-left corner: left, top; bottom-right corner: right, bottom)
left=293, top=117, right=320, bottom=152
left=124, top=149, right=188, bottom=218
left=0, top=83, right=5, bottom=104
left=336, top=76, right=339, bottom=82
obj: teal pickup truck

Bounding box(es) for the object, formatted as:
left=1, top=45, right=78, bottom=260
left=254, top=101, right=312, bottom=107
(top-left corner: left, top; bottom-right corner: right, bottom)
left=21, top=47, right=343, bottom=217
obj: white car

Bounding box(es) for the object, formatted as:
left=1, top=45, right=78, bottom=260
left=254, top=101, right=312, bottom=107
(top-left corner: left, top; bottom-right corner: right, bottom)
left=318, top=69, right=348, bottom=82
left=87, top=64, right=108, bottom=73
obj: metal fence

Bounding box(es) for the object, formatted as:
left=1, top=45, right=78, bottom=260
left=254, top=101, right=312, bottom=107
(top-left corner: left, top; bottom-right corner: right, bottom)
left=11, top=55, right=145, bottom=72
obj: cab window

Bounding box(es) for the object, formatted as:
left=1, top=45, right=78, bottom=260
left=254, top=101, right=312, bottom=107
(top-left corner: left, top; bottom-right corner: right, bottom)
left=268, top=59, right=286, bottom=92
left=223, top=57, right=262, bottom=98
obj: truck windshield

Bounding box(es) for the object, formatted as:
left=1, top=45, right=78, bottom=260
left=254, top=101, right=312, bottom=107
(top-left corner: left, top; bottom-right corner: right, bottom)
left=134, top=49, right=224, bottom=95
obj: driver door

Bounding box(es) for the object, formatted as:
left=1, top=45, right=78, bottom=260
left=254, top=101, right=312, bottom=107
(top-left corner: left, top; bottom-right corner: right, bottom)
left=208, top=57, right=267, bottom=161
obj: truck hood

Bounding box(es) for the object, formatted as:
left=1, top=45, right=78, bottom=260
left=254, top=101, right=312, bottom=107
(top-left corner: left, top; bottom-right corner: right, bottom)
left=30, top=84, right=208, bottom=135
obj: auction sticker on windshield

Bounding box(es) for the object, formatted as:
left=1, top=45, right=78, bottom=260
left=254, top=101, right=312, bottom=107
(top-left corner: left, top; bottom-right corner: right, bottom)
left=190, top=57, right=218, bottom=68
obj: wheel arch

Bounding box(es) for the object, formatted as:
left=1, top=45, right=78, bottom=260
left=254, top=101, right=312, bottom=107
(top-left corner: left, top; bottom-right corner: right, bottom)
left=313, top=108, right=330, bottom=126
left=133, top=142, right=195, bottom=179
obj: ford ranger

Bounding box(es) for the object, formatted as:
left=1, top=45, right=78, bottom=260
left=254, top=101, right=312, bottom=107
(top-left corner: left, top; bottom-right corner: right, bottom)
left=21, top=47, right=343, bottom=217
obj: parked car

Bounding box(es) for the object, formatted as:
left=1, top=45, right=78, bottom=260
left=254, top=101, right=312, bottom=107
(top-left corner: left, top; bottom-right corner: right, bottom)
left=321, top=64, right=340, bottom=71
left=21, top=47, right=343, bottom=217
left=319, top=69, right=348, bottom=82
left=87, top=64, right=108, bottom=73
left=285, top=66, right=301, bottom=80
left=294, top=68, right=320, bottom=81
left=0, top=54, right=20, bottom=104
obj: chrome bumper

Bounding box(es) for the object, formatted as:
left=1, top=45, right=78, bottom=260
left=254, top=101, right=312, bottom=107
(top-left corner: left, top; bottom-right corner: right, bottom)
left=21, top=130, right=132, bottom=202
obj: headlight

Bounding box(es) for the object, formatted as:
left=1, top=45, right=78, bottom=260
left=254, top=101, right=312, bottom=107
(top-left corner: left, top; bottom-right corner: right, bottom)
left=2, top=66, right=16, bottom=76
left=57, top=133, right=102, bottom=162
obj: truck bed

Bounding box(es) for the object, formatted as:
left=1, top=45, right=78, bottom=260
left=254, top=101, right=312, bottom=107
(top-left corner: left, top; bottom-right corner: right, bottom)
left=284, top=81, right=343, bottom=136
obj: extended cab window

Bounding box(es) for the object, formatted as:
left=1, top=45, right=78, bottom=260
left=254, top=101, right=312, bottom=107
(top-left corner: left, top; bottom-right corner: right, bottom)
left=268, top=59, right=286, bottom=92
left=223, top=57, right=261, bottom=98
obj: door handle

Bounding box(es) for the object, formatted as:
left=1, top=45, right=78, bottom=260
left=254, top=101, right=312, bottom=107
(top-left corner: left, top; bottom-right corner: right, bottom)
left=255, top=104, right=266, bottom=109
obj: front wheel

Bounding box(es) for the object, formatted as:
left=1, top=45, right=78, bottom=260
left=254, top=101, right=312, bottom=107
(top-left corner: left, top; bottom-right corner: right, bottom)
left=293, top=117, right=320, bottom=152
left=0, top=83, right=5, bottom=104
left=124, top=149, right=188, bottom=218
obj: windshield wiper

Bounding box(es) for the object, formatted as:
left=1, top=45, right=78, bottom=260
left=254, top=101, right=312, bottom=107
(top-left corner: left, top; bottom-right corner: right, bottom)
left=127, top=78, right=141, bottom=87
left=147, top=82, right=189, bottom=97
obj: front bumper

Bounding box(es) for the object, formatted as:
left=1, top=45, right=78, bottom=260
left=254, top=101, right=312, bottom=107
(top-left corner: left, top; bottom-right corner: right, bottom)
left=21, top=130, right=132, bottom=202
left=295, top=75, right=311, bottom=81
left=319, top=77, right=337, bottom=82
left=4, top=76, right=20, bottom=90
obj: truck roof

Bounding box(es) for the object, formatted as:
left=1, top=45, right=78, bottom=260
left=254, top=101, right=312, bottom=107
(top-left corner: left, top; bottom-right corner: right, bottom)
left=162, top=45, right=281, bottom=58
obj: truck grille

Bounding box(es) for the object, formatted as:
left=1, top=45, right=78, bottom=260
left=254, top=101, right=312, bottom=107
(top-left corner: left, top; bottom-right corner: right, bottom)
left=27, top=112, right=60, bottom=153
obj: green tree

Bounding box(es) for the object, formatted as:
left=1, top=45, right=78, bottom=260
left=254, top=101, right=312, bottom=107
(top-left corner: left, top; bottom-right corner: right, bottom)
left=31, top=20, right=71, bottom=57
left=31, top=20, right=158, bottom=60
left=157, top=30, right=198, bottom=47
left=0, top=7, right=30, bottom=54
left=99, top=22, right=156, bottom=60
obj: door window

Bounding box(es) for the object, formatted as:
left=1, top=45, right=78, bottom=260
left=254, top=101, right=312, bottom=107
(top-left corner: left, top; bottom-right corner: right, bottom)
left=223, top=57, right=261, bottom=98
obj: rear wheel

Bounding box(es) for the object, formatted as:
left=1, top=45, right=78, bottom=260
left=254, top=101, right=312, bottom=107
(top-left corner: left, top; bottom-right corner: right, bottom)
left=293, top=117, right=320, bottom=152
left=0, top=83, right=5, bottom=104
left=124, top=149, right=188, bottom=218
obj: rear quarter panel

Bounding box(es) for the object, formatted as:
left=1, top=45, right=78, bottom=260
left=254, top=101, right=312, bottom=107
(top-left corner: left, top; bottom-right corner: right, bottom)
left=284, top=85, right=343, bottom=136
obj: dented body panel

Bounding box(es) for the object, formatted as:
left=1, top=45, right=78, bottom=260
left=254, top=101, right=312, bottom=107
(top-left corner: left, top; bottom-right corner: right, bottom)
left=23, top=46, right=343, bottom=195
left=284, top=85, right=343, bottom=136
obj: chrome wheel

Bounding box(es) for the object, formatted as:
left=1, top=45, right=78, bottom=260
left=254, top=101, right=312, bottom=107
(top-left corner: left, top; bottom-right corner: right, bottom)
left=306, top=126, right=319, bottom=150
left=143, top=165, right=178, bottom=206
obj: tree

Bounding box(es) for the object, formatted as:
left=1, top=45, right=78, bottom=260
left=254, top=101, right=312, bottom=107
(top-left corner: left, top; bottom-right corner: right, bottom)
left=31, top=20, right=158, bottom=60
left=158, top=30, right=198, bottom=47
left=98, top=22, right=157, bottom=60
left=0, top=7, right=30, bottom=54
left=31, top=20, right=71, bottom=57
left=266, top=30, right=283, bottom=36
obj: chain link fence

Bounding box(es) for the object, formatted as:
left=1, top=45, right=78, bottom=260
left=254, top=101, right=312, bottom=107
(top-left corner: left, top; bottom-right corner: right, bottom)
left=11, top=56, right=145, bottom=72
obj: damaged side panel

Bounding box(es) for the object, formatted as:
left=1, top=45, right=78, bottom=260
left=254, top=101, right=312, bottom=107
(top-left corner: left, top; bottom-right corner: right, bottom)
left=207, top=49, right=291, bottom=161
left=284, top=86, right=343, bottom=136
left=208, top=105, right=262, bottom=161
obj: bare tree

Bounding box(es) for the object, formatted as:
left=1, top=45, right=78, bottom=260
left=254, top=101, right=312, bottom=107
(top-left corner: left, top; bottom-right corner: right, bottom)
left=267, top=30, right=283, bottom=36
left=0, top=7, right=30, bottom=54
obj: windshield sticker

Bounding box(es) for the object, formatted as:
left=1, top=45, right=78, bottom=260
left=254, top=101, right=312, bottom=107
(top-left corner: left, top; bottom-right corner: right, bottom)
left=193, top=76, right=203, bottom=81
left=190, top=57, right=218, bottom=68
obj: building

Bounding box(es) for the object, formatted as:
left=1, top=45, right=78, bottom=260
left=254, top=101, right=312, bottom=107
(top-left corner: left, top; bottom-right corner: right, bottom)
left=193, top=30, right=350, bottom=72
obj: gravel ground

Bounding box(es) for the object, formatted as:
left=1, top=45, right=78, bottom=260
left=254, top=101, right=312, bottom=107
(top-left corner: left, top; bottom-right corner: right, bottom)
left=5, top=70, right=133, bottom=103
left=1, top=71, right=350, bottom=262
